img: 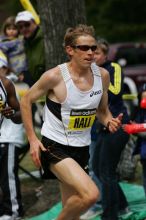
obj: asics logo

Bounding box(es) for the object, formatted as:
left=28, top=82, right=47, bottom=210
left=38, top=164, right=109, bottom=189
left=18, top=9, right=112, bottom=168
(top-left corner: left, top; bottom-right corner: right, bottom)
left=90, top=90, right=102, bottom=97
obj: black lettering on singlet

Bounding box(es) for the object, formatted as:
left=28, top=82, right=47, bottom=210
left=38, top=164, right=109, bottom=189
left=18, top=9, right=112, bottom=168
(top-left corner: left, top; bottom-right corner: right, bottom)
left=74, top=117, right=91, bottom=128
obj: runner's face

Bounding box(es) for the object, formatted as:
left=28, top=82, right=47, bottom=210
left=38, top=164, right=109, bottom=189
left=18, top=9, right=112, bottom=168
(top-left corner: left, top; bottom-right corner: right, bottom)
left=17, top=20, right=37, bottom=38
left=67, top=35, right=96, bottom=68
left=94, top=47, right=107, bottom=66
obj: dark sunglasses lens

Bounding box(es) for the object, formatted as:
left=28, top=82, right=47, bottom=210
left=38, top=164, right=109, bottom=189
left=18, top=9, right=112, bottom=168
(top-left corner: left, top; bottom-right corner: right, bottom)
left=78, top=46, right=90, bottom=51
left=77, top=45, right=97, bottom=51
left=91, top=46, right=97, bottom=51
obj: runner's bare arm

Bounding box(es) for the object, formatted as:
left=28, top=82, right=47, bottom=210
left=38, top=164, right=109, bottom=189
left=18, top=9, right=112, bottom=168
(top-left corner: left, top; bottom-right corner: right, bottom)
left=20, top=67, right=62, bottom=167
left=20, top=67, right=61, bottom=138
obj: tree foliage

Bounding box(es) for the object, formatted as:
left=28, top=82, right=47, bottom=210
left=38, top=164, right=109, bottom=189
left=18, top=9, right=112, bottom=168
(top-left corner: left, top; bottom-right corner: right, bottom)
left=85, top=0, right=146, bottom=42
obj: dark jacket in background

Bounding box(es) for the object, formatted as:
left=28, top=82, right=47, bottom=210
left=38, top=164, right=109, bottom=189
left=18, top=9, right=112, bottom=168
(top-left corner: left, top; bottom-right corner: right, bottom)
left=24, top=27, right=45, bottom=85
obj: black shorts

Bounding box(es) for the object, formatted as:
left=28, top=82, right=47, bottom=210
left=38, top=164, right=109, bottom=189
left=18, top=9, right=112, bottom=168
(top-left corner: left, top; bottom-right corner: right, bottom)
left=40, top=136, right=89, bottom=179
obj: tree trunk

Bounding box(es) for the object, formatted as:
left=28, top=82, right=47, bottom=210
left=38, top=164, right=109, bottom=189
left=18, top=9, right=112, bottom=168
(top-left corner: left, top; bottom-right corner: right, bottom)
left=36, top=0, right=86, bottom=69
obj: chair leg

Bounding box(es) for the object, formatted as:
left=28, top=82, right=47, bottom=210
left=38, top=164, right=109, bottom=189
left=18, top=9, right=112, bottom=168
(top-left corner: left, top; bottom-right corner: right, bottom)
left=19, top=165, right=40, bottom=181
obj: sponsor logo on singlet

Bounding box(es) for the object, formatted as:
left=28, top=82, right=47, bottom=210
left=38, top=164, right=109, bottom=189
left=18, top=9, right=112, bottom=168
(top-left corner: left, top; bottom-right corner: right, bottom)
left=90, top=90, right=102, bottom=97
left=68, top=109, right=96, bottom=131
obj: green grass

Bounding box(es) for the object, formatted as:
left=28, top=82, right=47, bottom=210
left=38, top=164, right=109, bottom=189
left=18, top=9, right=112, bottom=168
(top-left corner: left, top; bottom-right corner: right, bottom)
left=19, top=152, right=38, bottom=174
left=19, top=127, right=42, bottom=175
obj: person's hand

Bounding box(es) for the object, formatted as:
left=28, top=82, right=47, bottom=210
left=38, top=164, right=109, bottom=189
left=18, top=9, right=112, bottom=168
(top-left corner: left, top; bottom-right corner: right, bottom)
left=1, top=106, right=16, bottom=119
left=29, top=138, right=46, bottom=168
left=107, top=113, right=123, bottom=133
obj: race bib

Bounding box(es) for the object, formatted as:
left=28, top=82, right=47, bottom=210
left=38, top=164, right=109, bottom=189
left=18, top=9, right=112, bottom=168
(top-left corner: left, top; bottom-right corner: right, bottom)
left=68, top=109, right=96, bottom=131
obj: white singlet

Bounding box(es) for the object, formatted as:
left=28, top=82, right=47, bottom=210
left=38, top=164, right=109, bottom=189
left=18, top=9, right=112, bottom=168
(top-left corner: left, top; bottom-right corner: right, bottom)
left=0, top=79, right=24, bottom=145
left=41, top=63, right=103, bottom=147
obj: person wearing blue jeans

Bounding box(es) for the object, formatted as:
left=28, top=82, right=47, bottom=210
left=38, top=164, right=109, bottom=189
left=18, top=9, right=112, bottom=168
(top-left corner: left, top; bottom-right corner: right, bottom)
left=80, top=120, right=102, bottom=219
left=89, top=38, right=131, bottom=220
left=89, top=120, right=102, bottom=196
left=92, top=128, right=130, bottom=220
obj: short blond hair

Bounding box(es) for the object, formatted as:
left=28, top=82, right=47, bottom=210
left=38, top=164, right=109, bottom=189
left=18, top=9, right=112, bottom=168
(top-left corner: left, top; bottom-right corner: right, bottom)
left=64, top=24, right=95, bottom=47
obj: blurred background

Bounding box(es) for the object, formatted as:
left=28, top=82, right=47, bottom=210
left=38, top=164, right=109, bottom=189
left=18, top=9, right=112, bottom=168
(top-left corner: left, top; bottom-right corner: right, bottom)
left=1, top=0, right=146, bottom=42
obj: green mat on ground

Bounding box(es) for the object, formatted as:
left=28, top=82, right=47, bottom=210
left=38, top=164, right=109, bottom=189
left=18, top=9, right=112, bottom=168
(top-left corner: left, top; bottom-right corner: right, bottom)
left=28, top=182, right=146, bottom=220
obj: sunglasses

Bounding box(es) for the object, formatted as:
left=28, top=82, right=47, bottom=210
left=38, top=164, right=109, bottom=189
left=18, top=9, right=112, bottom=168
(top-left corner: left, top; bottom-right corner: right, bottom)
left=17, top=22, right=31, bottom=30
left=72, top=45, right=97, bottom=52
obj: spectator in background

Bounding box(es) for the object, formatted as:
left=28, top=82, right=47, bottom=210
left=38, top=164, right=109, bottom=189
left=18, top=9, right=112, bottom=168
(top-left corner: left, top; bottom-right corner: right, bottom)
left=93, top=38, right=131, bottom=220
left=15, top=10, right=45, bottom=127
left=0, top=16, right=27, bottom=78
left=81, top=38, right=131, bottom=220
left=0, top=50, right=24, bottom=220
left=133, top=83, right=146, bottom=195
left=0, top=51, right=8, bottom=76
left=15, top=10, right=45, bottom=86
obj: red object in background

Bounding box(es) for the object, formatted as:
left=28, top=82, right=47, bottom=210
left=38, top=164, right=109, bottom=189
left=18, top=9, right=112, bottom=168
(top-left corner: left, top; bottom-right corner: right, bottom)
left=140, top=98, right=146, bottom=109
left=123, top=123, right=146, bottom=134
